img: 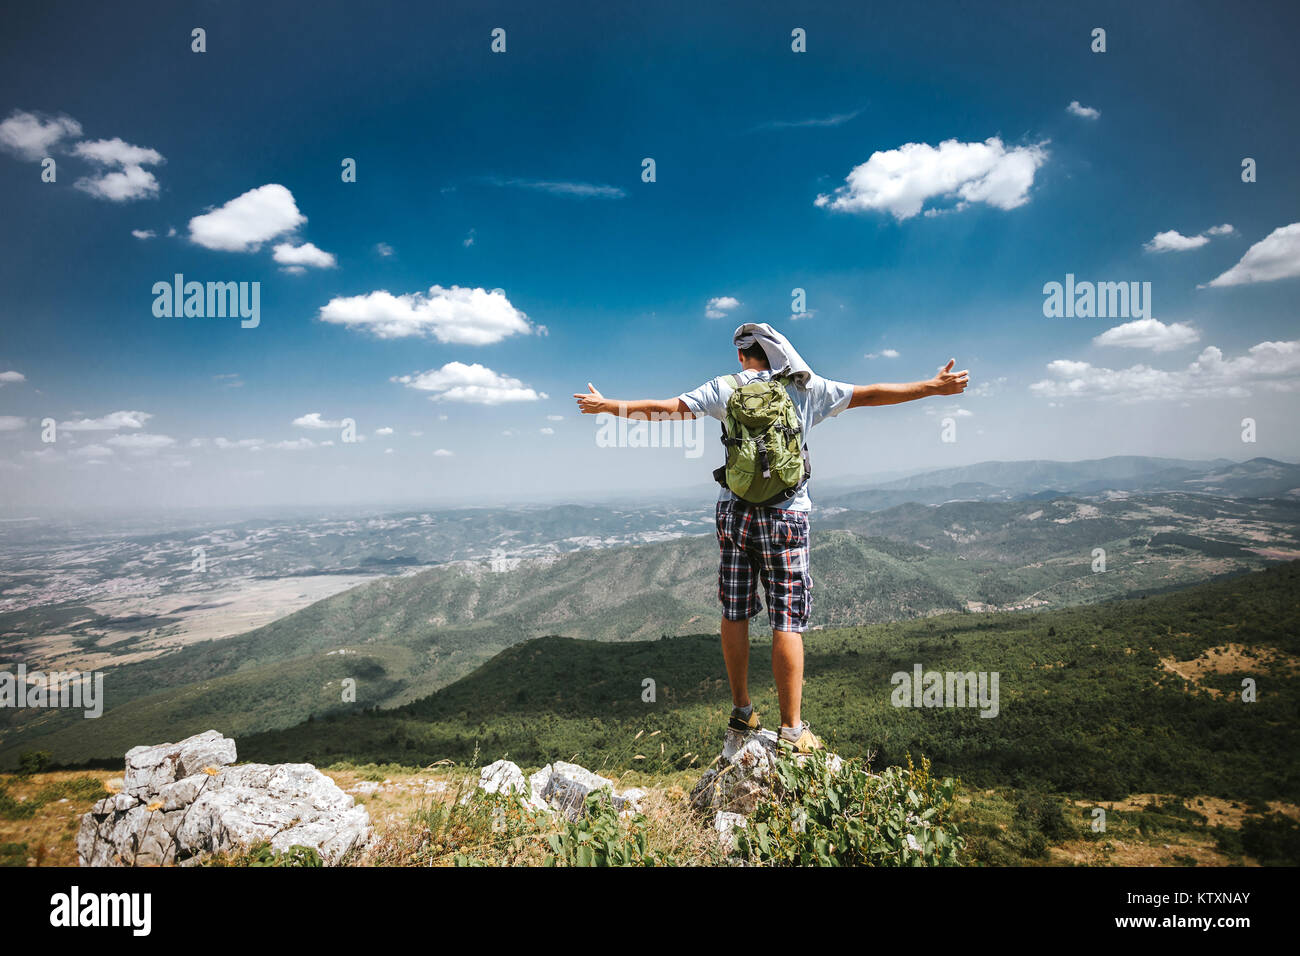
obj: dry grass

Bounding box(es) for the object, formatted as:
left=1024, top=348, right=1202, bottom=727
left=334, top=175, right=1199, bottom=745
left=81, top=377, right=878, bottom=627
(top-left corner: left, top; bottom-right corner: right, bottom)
left=0, top=769, right=113, bottom=866
left=1159, top=642, right=1299, bottom=698
left=5, top=767, right=1292, bottom=868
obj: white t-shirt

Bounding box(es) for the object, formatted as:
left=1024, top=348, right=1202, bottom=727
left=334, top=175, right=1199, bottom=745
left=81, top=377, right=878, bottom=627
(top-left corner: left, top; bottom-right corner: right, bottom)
left=678, top=369, right=854, bottom=512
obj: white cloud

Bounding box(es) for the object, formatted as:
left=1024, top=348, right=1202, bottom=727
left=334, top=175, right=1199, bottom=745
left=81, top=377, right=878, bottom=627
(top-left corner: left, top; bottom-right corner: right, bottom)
left=967, top=376, right=1007, bottom=398
left=0, top=415, right=25, bottom=431
left=463, top=229, right=476, bottom=247
left=76, top=164, right=161, bottom=201
left=131, top=229, right=156, bottom=240
left=292, top=413, right=342, bottom=430
left=374, top=426, right=394, bottom=436
left=214, top=437, right=264, bottom=450
left=754, top=110, right=862, bottom=131
left=273, top=241, right=336, bottom=270
left=319, top=285, right=532, bottom=345
left=1093, top=319, right=1200, bottom=352
left=433, top=448, right=454, bottom=457
left=270, top=438, right=315, bottom=450
left=72, top=138, right=165, bottom=201
left=188, top=184, right=306, bottom=252
left=1145, top=230, right=1209, bottom=253
left=815, top=137, right=1048, bottom=220
left=1145, top=223, right=1235, bottom=253
left=73, top=138, right=163, bottom=167
left=395, top=362, right=547, bottom=405
left=1066, top=101, right=1100, bottom=120
left=1205, top=222, right=1300, bottom=287
left=540, top=427, right=554, bottom=435
left=865, top=349, right=900, bottom=359
left=482, top=177, right=624, bottom=199
left=376, top=242, right=394, bottom=257
left=546, top=414, right=564, bottom=421
left=106, top=433, right=175, bottom=450
left=0, top=370, right=25, bottom=385
left=924, top=404, right=972, bottom=418
left=706, top=296, right=741, bottom=319
left=70, top=443, right=113, bottom=459
left=1030, top=340, right=1300, bottom=402
left=60, top=410, right=151, bottom=431
left=0, top=110, right=82, bottom=160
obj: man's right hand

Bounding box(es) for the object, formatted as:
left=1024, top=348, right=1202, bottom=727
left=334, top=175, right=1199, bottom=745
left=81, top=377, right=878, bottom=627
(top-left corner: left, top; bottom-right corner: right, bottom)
left=930, top=359, right=970, bottom=396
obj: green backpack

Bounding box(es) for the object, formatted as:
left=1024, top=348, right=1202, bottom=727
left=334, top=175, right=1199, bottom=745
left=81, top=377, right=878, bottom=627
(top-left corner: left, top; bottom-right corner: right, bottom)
left=711, top=373, right=811, bottom=507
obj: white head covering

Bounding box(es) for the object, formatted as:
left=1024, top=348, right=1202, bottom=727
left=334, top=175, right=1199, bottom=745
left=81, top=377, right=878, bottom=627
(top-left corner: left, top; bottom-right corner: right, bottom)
left=732, top=322, right=813, bottom=387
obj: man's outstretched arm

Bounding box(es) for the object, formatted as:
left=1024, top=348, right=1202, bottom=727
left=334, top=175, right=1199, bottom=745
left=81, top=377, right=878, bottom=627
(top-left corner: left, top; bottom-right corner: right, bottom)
left=573, top=384, right=695, bottom=419
left=848, top=359, right=969, bottom=408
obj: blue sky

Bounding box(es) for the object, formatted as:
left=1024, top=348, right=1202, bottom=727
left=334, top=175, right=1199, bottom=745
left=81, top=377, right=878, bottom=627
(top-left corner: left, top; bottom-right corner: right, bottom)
left=1, top=0, right=1298, bottom=510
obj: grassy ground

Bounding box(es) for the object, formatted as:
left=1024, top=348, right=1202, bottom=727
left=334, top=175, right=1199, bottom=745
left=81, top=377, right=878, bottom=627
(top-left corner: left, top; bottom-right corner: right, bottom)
left=3, top=762, right=1294, bottom=867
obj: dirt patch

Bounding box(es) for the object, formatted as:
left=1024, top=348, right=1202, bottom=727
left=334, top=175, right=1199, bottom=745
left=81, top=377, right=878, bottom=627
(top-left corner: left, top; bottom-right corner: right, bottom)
left=1159, top=642, right=1298, bottom=698
left=1049, top=836, right=1243, bottom=867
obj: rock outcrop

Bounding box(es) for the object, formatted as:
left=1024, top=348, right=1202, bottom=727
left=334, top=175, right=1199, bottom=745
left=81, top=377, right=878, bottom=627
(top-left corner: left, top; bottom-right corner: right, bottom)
left=475, top=758, right=644, bottom=819
left=77, top=730, right=371, bottom=866
left=690, top=728, right=844, bottom=846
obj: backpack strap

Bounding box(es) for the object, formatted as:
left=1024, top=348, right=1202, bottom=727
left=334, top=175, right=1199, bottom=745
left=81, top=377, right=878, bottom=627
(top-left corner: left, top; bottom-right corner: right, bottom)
left=713, top=374, right=742, bottom=487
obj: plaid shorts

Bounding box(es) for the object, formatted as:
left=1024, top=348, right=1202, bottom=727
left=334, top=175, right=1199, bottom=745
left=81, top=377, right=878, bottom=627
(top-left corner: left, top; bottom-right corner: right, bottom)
left=715, top=499, right=812, bottom=633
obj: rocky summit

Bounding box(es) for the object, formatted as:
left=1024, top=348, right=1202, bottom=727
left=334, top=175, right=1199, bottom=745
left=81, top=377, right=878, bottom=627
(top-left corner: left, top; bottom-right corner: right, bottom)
left=475, top=757, right=646, bottom=820
left=77, top=730, right=371, bottom=866
left=690, top=728, right=846, bottom=849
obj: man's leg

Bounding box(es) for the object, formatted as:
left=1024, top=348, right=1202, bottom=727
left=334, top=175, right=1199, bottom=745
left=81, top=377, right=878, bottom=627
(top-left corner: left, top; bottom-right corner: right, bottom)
left=716, top=501, right=762, bottom=717
left=720, top=616, right=751, bottom=708
left=771, top=628, right=803, bottom=728
left=754, top=507, right=818, bottom=747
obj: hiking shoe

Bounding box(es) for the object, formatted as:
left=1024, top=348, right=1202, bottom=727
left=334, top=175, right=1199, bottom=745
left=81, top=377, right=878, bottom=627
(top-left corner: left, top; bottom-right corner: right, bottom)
left=779, top=722, right=823, bottom=754
left=728, top=705, right=762, bottom=734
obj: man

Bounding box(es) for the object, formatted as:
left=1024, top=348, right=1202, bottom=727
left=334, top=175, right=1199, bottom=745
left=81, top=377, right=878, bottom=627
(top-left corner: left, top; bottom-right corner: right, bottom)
left=574, top=324, right=969, bottom=752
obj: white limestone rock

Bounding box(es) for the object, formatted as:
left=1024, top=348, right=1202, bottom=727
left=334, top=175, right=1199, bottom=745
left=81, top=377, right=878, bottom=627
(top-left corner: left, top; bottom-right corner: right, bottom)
left=77, top=731, right=370, bottom=867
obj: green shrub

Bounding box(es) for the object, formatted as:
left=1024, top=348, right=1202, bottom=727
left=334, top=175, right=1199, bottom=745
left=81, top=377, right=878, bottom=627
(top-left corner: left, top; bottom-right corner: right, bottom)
left=206, top=842, right=324, bottom=867
left=737, top=752, right=964, bottom=866
left=16, top=752, right=51, bottom=777
left=0, top=786, right=35, bottom=820
left=248, top=844, right=323, bottom=867
left=35, top=776, right=107, bottom=803
left=1239, top=813, right=1300, bottom=866
left=1015, top=790, right=1075, bottom=844
left=539, top=791, right=672, bottom=867
left=0, top=842, right=27, bottom=867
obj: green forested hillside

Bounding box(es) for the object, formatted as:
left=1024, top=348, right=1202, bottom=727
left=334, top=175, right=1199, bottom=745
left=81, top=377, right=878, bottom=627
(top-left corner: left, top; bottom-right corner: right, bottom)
left=3, top=493, right=1291, bottom=767
left=239, top=562, right=1300, bottom=803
